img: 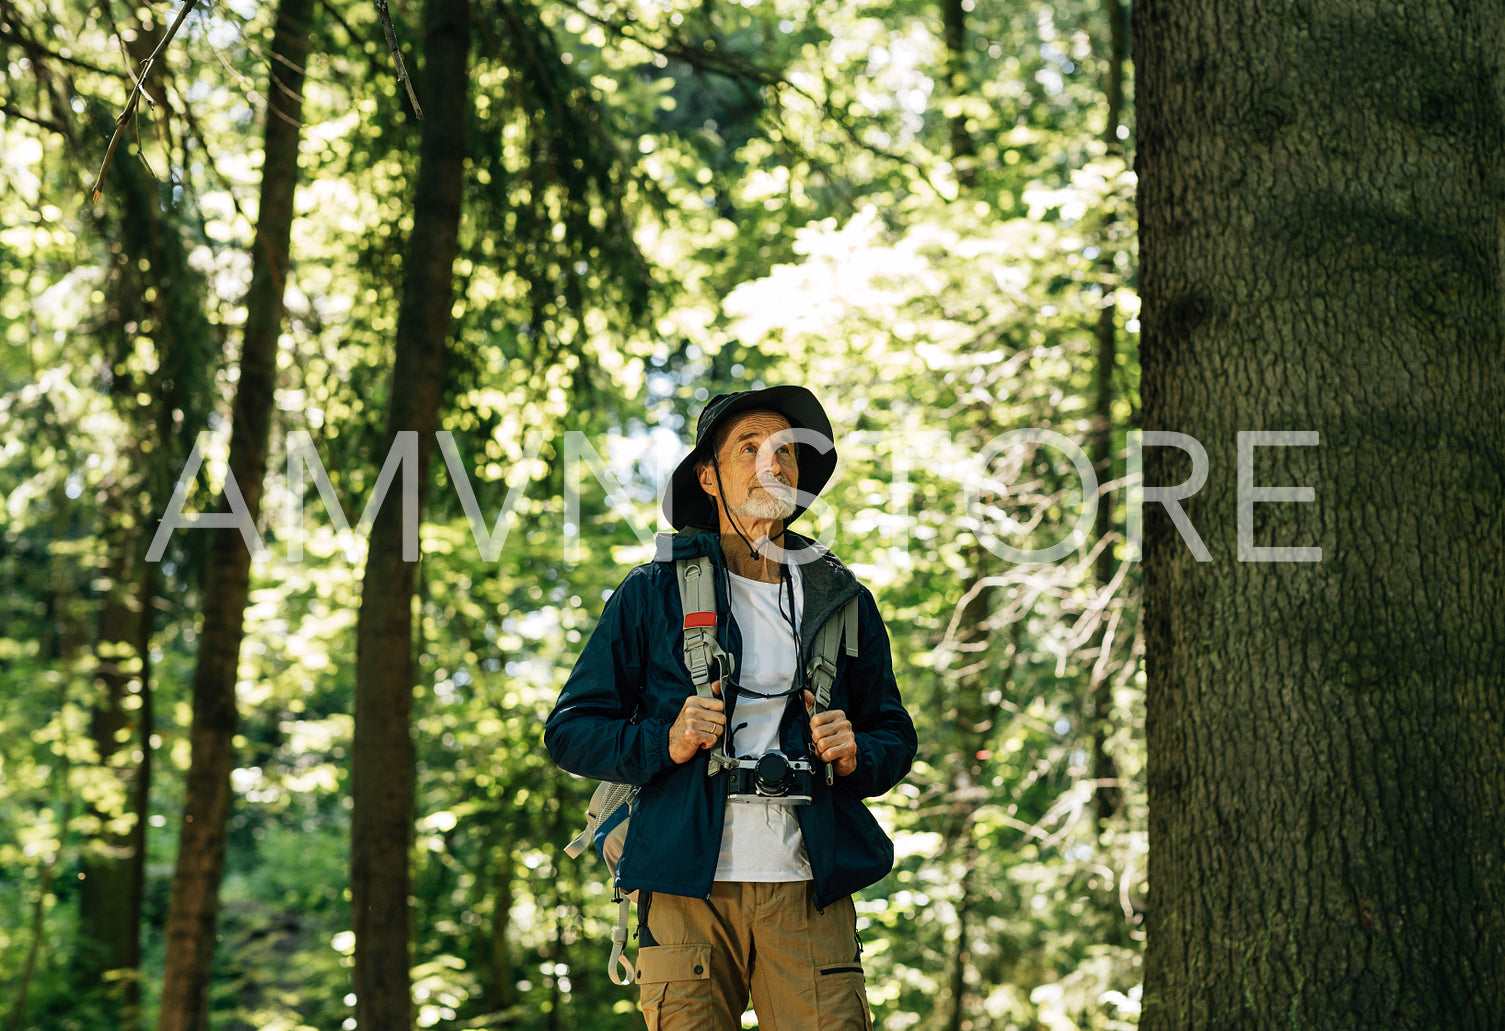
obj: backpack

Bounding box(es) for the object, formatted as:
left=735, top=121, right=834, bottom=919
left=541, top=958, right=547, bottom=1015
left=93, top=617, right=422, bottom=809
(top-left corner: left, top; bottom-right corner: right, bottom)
left=563, top=545, right=859, bottom=986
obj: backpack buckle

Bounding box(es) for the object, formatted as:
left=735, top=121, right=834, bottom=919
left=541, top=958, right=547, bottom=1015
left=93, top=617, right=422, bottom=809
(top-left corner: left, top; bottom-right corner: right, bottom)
left=807, top=657, right=838, bottom=708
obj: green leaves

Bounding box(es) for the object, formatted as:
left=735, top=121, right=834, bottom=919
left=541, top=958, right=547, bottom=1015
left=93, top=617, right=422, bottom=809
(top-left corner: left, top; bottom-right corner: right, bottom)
left=1, top=0, right=1144, bottom=1026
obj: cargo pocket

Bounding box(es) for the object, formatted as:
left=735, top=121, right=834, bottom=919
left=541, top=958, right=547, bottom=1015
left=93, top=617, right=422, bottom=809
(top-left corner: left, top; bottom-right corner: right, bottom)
left=636, top=944, right=713, bottom=1031
left=815, top=962, right=873, bottom=1030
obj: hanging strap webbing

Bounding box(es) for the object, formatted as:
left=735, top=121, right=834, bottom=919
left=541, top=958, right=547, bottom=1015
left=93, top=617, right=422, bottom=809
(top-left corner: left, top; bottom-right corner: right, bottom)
left=608, top=894, right=634, bottom=985
left=563, top=780, right=634, bottom=861
left=565, top=779, right=639, bottom=986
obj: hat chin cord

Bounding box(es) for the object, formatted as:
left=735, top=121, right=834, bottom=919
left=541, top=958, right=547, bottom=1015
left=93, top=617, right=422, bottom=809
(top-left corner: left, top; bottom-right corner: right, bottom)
left=712, top=457, right=784, bottom=561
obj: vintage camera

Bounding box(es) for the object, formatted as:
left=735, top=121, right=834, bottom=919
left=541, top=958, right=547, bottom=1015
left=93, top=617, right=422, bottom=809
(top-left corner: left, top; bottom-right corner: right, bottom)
left=727, top=751, right=815, bottom=805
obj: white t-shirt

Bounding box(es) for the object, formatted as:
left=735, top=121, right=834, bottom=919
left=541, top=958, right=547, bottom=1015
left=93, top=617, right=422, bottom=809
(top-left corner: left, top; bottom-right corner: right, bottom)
left=714, top=564, right=813, bottom=882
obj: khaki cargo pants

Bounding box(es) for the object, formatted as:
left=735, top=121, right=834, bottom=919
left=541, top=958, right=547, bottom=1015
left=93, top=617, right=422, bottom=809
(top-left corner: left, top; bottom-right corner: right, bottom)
left=635, top=880, right=873, bottom=1030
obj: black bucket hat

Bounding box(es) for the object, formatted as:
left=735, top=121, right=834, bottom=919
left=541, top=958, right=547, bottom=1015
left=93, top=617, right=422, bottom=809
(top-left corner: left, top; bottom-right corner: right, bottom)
left=663, top=385, right=838, bottom=530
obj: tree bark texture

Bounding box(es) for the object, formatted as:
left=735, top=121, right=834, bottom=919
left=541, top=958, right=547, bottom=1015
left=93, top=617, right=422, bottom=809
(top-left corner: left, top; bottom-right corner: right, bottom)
left=350, top=0, right=468, bottom=1025
left=155, top=2, right=312, bottom=1028
left=1136, top=2, right=1505, bottom=1028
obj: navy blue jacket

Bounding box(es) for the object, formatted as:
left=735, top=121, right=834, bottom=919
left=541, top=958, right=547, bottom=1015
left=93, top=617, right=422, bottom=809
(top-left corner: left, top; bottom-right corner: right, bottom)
left=544, top=528, right=917, bottom=909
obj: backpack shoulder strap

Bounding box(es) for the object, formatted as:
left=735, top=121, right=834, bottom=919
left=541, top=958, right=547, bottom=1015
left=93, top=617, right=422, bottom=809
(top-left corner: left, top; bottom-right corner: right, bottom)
left=675, top=554, right=731, bottom=697
left=807, top=594, right=860, bottom=786
left=675, top=554, right=738, bottom=776
left=807, top=594, right=860, bottom=715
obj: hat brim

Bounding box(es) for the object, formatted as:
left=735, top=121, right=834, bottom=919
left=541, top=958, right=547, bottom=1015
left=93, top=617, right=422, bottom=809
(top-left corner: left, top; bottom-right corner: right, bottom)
left=663, top=386, right=838, bottom=531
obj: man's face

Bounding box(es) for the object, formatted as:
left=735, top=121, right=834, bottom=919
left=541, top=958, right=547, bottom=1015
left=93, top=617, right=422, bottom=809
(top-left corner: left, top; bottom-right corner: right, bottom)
left=698, top=410, right=800, bottom=522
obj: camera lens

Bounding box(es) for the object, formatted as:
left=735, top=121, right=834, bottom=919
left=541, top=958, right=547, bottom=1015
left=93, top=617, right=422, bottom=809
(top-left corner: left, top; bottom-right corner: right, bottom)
left=755, top=753, right=791, bottom=796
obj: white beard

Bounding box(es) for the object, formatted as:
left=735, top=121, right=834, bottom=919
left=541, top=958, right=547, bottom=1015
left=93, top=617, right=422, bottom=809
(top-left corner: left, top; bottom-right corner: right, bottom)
left=732, top=485, right=797, bottom=521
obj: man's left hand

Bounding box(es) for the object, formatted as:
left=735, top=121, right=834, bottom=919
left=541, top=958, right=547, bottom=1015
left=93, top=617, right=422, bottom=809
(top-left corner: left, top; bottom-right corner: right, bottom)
left=803, top=690, right=858, bottom=777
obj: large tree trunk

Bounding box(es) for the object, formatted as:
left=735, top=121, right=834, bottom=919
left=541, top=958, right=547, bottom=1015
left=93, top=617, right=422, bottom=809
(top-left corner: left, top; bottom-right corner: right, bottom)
left=1135, top=2, right=1505, bottom=1027
left=155, top=3, right=313, bottom=1028
left=349, top=0, right=468, bottom=1025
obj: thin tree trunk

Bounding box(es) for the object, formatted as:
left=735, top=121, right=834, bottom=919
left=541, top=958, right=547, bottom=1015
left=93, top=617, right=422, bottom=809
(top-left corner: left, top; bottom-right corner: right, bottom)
left=940, top=0, right=976, bottom=189
left=349, top=0, right=468, bottom=1024
left=486, top=841, right=518, bottom=1012
left=1089, top=0, right=1127, bottom=829
left=9, top=538, right=85, bottom=1031
left=940, top=542, right=992, bottom=1031
left=126, top=568, right=153, bottom=1025
left=78, top=516, right=151, bottom=1030
left=77, top=15, right=177, bottom=1006
left=1136, top=1, right=1505, bottom=1026
left=79, top=557, right=156, bottom=1029
left=155, top=3, right=313, bottom=1028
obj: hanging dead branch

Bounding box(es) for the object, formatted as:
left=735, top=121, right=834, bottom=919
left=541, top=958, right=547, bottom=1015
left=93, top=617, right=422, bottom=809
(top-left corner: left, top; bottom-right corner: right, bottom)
left=374, top=0, right=424, bottom=119
left=89, top=0, right=200, bottom=203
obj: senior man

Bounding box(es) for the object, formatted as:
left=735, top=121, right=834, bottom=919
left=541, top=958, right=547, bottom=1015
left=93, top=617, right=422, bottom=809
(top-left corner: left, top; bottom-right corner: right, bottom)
left=545, top=386, right=916, bottom=1030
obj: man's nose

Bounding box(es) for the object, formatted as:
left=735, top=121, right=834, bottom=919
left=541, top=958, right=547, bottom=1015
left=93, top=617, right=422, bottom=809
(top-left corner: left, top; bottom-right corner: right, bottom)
left=755, top=445, right=782, bottom=477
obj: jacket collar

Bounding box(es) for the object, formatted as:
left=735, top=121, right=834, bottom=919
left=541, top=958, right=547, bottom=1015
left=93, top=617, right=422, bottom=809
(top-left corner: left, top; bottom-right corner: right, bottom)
left=655, top=528, right=859, bottom=656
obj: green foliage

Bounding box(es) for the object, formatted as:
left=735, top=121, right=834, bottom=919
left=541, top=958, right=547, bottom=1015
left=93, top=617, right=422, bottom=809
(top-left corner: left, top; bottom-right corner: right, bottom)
left=1, top=0, right=1143, bottom=1027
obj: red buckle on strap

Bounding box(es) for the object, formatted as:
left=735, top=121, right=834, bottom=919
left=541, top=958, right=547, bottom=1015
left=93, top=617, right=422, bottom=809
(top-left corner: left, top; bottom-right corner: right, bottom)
left=683, top=612, right=717, bottom=629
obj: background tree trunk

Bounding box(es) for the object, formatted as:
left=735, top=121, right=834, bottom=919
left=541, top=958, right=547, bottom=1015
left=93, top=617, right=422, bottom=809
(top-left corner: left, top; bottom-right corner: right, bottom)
left=349, top=0, right=469, bottom=1025
left=155, top=3, right=313, bottom=1028
left=940, top=0, right=976, bottom=189
left=72, top=14, right=181, bottom=1022
left=1135, top=1, right=1505, bottom=1027
left=1089, top=0, right=1127, bottom=829
left=78, top=550, right=153, bottom=1030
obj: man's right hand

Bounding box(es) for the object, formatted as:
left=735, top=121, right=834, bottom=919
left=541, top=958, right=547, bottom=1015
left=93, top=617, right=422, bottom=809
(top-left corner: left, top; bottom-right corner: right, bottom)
left=668, top=680, right=726, bottom=764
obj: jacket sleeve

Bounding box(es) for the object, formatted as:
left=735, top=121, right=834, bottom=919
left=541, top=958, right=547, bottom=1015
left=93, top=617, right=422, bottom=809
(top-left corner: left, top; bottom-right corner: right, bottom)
left=837, top=586, right=917, bottom=799
left=544, top=566, right=680, bottom=786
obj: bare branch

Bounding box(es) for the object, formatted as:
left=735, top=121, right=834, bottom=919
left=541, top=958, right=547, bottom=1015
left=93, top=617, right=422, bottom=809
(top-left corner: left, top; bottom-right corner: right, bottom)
left=90, top=0, right=201, bottom=203
left=373, top=0, right=424, bottom=120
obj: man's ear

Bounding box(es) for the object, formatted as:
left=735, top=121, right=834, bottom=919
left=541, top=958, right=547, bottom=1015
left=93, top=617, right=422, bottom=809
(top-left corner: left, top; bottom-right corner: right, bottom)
left=696, top=460, right=720, bottom=500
